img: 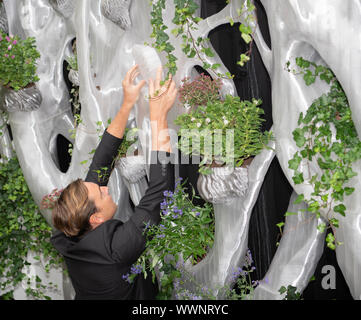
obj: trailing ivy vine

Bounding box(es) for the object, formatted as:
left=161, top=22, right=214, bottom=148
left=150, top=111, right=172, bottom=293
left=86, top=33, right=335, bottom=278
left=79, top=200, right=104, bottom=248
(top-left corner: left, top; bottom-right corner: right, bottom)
left=0, top=157, right=63, bottom=299
left=148, top=0, right=256, bottom=80
left=286, top=57, right=361, bottom=250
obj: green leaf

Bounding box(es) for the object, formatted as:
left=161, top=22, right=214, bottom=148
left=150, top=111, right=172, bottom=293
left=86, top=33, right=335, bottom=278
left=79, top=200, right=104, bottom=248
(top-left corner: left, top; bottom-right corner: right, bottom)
left=293, top=194, right=304, bottom=204
left=317, top=223, right=327, bottom=233
left=203, top=47, right=214, bottom=57
left=292, top=171, right=304, bottom=185
left=276, top=222, right=285, bottom=228
left=333, top=204, right=346, bottom=217
left=288, top=154, right=302, bottom=170
left=292, top=128, right=306, bottom=148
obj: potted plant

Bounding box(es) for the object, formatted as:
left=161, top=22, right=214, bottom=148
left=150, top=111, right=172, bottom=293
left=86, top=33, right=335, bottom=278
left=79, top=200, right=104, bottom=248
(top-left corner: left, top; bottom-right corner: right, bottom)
left=179, top=73, right=222, bottom=111
left=0, top=32, right=42, bottom=112
left=175, top=75, right=272, bottom=203
left=122, top=178, right=215, bottom=299
left=66, top=40, right=79, bottom=87
left=115, top=127, right=147, bottom=205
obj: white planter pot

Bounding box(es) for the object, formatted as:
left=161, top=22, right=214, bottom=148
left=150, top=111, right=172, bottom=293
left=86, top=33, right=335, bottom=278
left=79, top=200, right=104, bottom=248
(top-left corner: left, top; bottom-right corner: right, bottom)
left=117, top=155, right=147, bottom=206
left=2, top=85, right=42, bottom=113
left=49, top=0, right=75, bottom=18
left=68, top=69, right=80, bottom=87
left=101, top=0, right=132, bottom=30
left=197, top=166, right=249, bottom=204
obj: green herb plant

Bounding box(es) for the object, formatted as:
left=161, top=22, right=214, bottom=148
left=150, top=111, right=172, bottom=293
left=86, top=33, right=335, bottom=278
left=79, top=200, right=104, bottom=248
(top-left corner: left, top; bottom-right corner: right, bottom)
left=286, top=57, right=361, bottom=250
left=175, top=94, right=272, bottom=174
left=0, top=157, right=63, bottom=300
left=0, top=32, right=40, bottom=91
left=148, top=0, right=256, bottom=80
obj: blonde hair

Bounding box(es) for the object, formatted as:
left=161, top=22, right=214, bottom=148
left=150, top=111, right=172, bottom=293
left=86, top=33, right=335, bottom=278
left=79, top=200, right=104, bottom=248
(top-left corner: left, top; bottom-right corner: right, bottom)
left=52, top=179, right=97, bottom=237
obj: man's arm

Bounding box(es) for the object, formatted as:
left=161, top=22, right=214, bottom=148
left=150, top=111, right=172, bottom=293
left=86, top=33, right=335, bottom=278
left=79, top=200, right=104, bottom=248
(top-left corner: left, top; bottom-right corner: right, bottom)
left=85, top=66, right=145, bottom=185
left=110, top=67, right=178, bottom=265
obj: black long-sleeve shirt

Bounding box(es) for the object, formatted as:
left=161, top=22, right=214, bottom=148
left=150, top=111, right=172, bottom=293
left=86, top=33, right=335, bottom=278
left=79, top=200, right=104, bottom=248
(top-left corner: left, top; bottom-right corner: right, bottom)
left=51, top=130, right=175, bottom=300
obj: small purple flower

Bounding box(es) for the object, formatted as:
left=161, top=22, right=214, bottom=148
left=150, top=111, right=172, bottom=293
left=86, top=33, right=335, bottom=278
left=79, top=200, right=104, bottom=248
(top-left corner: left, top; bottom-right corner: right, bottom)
left=130, top=264, right=142, bottom=275
left=157, top=234, right=165, bottom=238
left=11, top=55, right=15, bottom=59
left=159, top=224, right=166, bottom=230
left=4, top=54, right=8, bottom=58
left=163, top=190, right=174, bottom=198
left=195, top=212, right=201, bottom=217
left=162, top=209, right=169, bottom=215
left=13, top=40, right=17, bottom=45
left=160, top=200, right=167, bottom=210
left=173, top=214, right=179, bottom=219
left=122, top=273, right=131, bottom=283
left=6, top=36, right=10, bottom=42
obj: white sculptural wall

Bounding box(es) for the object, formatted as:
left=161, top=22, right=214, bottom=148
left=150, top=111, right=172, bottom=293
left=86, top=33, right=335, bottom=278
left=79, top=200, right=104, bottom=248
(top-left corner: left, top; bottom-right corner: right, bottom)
left=0, top=0, right=360, bottom=300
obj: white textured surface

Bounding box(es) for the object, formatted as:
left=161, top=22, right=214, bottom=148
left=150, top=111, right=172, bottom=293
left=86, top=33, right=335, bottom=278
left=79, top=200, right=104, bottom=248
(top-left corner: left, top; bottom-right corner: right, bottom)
left=253, top=0, right=361, bottom=300
left=1, top=0, right=360, bottom=300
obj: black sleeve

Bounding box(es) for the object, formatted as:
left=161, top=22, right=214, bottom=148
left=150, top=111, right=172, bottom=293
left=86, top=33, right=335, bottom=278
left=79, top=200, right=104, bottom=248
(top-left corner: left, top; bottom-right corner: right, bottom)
left=109, top=151, right=175, bottom=265
left=85, top=130, right=123, bottom=186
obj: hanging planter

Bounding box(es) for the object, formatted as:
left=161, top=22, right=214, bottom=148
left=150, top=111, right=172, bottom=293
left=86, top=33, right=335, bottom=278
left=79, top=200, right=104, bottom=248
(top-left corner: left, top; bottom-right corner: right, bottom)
left=49, top=0, right=75, bottom=19
left=0, top=31, right=41, bottom=112
left=2, top=83, right=42, bottom=112
left=68, top=68, right=79, bottom=87
left=66, top=46, right=79, bottom=87
left=101, top=0, right=132, bottom=31
left=116, top=128, right=146, bottom=183
left=197, top=159, right=252, bottom=204
left=115, top=128, right=147, bottom=205
left=117, top=152, right=146, bottom=184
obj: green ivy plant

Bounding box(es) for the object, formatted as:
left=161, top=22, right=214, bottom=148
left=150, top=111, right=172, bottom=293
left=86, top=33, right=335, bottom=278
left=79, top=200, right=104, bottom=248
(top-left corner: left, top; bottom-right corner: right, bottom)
left=279, top=285, right=302, bottom=300
left=0, top=157, right=63, bottom=300
left=148, top=0, right=256, bottom=79
left=175, top=94, right=272, bottom=174
left=286, top=57, right=361, bottom=250
left=0, top=32, right=40, bottom=91
left=123, top=179, right=215, bottom=299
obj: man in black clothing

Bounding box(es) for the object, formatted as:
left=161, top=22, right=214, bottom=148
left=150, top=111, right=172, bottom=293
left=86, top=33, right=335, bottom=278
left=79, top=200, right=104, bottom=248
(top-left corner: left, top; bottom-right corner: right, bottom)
left=51, top=65, right=177, bottom=300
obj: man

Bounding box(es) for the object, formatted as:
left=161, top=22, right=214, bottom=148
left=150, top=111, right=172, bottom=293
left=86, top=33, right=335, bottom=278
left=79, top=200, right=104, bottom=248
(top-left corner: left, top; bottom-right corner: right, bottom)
left=51, top=65, right=177, bottom=300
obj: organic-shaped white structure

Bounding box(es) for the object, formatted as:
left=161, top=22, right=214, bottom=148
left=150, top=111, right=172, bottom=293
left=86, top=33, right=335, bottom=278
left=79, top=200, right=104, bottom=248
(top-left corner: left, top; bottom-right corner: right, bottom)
left=1, top=0, right=360, bottom=300
left=252, top=0, right=361, bottom=300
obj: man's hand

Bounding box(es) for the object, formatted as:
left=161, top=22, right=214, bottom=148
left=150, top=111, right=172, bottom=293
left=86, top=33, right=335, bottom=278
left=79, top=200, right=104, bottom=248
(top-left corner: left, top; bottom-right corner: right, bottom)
left=107, top=65, right=146, bottom=139
left=148, top=66, right=178, bottom=152
left=122, top=65, right=146, bottom=109
left=148, top=67, right=178, bottom=122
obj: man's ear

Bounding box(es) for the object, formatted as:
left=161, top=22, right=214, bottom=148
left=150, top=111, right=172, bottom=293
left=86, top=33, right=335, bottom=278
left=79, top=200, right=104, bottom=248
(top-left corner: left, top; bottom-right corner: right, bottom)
left=89, top=213, right=104, bottom=228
